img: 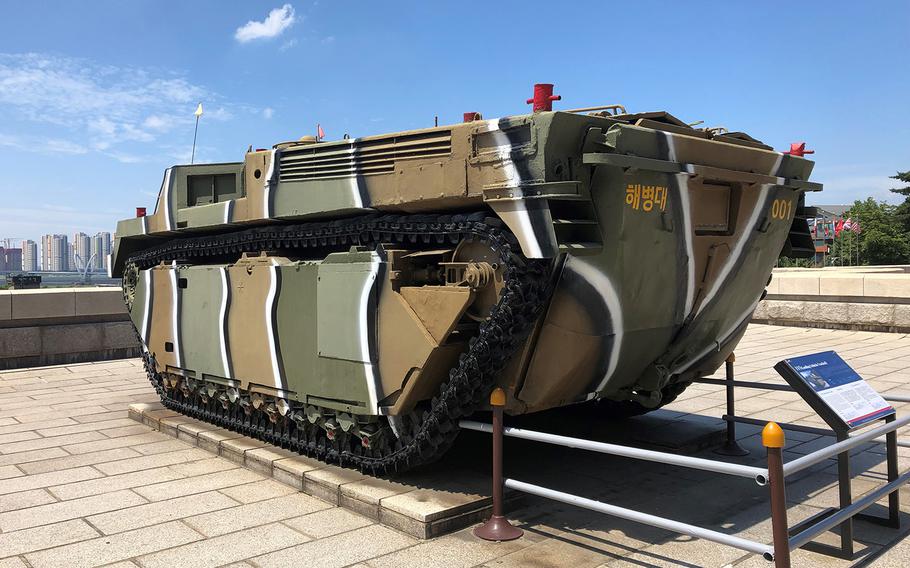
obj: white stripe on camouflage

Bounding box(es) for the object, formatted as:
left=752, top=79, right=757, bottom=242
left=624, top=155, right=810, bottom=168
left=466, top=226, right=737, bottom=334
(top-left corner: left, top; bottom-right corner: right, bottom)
left=565, top=256, right=624, bottom=394
left=695, top=183, right=772, bottom=316
left=663, top=132, right=697, bottom=318
left=265, top=260, right=282, bottom=388
left=674, top=172, right=697, bottom=318
left=223, top=200, right=233, bottom=224
left=140, top=270, right=152, bottom=346
left=218, top=267, right=231, bottom=379
left=162, top=168, right=174, bottom=231
left=482, top=119, right=545, bottom=258
left=262, top=149, right=277, bottom=218
left=169, top=263, right=182, bottom=368
left=359, top=257, right=381, bottom=411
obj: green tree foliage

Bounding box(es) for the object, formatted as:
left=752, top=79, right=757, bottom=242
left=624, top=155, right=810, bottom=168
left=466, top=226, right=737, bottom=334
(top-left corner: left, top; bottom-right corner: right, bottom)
left=827, top=198, right=910, bottom=266
left=890, top=171, right=910, bottom=234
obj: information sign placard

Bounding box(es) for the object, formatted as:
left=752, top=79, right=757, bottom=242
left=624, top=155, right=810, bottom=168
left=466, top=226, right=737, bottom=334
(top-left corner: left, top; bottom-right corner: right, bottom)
left=774, top=351, right=894, bottom=432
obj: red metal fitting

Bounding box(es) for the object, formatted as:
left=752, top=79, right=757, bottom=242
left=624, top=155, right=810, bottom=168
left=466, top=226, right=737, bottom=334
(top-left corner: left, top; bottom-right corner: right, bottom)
left=136, top=207, right=147, bottom=218
left=782, top=142, right=814, bottom=157
left=463, top=112, right=482, bottom=122
left=526, top=83, right=561, bottom=112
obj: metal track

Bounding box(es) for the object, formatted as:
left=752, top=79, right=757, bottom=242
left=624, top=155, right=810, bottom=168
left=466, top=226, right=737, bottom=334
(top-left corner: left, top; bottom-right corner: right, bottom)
left=128, top=212, right=552, bottom=474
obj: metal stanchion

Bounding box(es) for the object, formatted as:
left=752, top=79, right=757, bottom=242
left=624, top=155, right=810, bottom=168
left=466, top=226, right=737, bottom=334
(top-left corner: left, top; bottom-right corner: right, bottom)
left=716, top=353, right=749, bottom=456
left=474, top=387, right=523, bottom=541
left=764, top=422, right=791, bottom=568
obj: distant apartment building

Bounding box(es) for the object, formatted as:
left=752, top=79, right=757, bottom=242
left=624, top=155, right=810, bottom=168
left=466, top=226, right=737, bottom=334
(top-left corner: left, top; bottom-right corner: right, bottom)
left=1, top=248, right=23, bottom=272
left=91, top=231, right=112, bottom=272
left=21, top=240, right=38, bottom=272
left=72, top=232, right=91, bottom=272
left=41, top=234, right=69, bottom=272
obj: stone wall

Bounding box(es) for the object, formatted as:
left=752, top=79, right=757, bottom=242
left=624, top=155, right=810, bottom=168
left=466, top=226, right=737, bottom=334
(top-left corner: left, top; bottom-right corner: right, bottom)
left=0, top=287, right=139, bottom=369
left=753, top=267, right=910, bottom=332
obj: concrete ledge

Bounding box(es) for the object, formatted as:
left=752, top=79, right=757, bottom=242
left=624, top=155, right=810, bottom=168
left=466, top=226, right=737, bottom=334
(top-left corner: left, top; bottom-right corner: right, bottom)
left=753, top=299, right=910, bottom=333
left=0, top=287, right=137, bottom=370
left=129, top=402, right=506, bottom=539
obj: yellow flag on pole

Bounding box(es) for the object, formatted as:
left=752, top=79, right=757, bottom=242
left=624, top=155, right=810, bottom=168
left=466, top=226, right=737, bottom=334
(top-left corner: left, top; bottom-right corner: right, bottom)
left=194, top=103, right=204, bottom=117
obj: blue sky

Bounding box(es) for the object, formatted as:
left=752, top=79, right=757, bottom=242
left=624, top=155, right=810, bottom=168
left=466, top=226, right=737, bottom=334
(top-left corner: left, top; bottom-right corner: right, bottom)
left=0, top=0, right=907, bottom=243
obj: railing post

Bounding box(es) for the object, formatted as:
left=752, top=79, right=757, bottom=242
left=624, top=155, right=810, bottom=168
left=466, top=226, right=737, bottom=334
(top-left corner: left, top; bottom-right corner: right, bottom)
left=764, top=422, right=790, bottom=568
left=474, top=387, right=523, bottom=541
left=716, top=353, right=749, bottom=456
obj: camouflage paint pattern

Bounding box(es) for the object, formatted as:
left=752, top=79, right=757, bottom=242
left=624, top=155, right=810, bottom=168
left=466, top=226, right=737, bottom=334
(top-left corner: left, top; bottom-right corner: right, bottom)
left=114, top=106, right=821, bottom=416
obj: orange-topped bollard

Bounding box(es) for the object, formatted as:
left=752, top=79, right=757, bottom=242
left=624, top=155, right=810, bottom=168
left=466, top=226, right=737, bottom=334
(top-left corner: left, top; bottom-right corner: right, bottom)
left=474, top=388, right=523, bottom=542
left=762, top=421, right=785, bottom=449
left=763, top=422, right=790, bottom=568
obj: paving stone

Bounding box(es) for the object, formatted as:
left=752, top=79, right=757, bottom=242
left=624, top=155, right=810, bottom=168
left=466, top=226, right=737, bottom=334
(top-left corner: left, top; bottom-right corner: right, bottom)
left=98, top=424, right=151, bottom=438
left=24, top=520, right=202, bottom=568
left=304, top=466, right=366, bottom=505
left=283, top=507, right=374, bottom=539
left=0, top=466, right=103, bottom=496
left=87, top=490, right=240, bottom=535
left=196, top=427, right=244, bottom=454
left=167, top=457, right=240, bottom=477
left=17, top=447, right=142, bottom=475
left=133, top=467, right=264, bottom=501
left=0, top=558, right=28, bottom=568
left=137, top=522, right=310, bottom=568
left=49, top=466, right=184, bottom=500
left=253, top=525, right=417, bottom=568
left=158, top=414, right=196, bottom=437
left=0, top=431, right=105, bottom=454
left=0, top=489, right=147, bottom=532
left=365, top=528, right=529, bottom=568
left=244, top=445, right=297, bottom=475
left=0, top=465, right=24, bottom=480
left=175, top=420, right=216, bottom=444
left=93, top=447, right=212, bottom=475
left=62, top=431, right=169, bottom=454
left=0, top=518, right=99, bottom=558
left=219, top=436, right=269, bottom=464
left=340, top=476, right=415, bottom=521
left=184, top=493, right=331, bottom=536
left=0, top=417, right=74, bottom=435
left=0, top=431, right=40, bottom=446
left=0, top=447, right=69, bottom=468
left=478, top=536, right=610, bottom=568
left=72, top=410, right=129, bottom=423
left=0, top=489, right=57, bottom=513
left=273, top=455, right=324, bottom=490
left=218, top=479, right=297, bottom=504
left=35, top=417, right=134, bottom=437
left=133, top=438, right=194, bottom=455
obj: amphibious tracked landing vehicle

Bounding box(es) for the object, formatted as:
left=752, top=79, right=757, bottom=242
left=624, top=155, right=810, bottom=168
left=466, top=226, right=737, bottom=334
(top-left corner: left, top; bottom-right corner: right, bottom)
left=112, top=84, right=821, bottom=473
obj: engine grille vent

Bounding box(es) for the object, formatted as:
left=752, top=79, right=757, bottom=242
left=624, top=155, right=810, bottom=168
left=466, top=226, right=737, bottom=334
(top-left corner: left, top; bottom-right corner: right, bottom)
left=279, top=130, right=452, bottom=182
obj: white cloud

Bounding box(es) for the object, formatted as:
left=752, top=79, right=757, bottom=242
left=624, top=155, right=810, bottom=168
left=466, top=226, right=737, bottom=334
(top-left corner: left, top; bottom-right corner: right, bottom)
left=0, top=53, right=253, bottom=163
left=0, top=132, right=88, bottom=155
left=279, top=38, right=298, bottom=52
left=321, top=36, right=335, bottom=45
left=263, top=107, right=274, bottom=119
left=235, top=4, right=296, bottom=43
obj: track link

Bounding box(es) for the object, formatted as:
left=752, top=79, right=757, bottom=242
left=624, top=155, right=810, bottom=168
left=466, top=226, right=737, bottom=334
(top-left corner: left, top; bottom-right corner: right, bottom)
left=129, top=212, right=551, bottom=474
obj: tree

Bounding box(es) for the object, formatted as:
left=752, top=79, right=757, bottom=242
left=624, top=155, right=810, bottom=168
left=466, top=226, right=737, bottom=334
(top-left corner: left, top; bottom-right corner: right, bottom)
left=829, top=198, right=910, bottom=266
left=890, top=171, right=910, bottom=234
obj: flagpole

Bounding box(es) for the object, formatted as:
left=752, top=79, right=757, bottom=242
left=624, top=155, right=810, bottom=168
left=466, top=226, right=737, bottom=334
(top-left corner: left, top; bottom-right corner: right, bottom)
left=191, top=102, right=204, bottom=164
left=191, top=114, right=200, bottom=165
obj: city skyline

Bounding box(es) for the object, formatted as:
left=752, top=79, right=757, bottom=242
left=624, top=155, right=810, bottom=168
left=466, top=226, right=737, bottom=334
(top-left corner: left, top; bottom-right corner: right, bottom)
left=0, top=231, right=111, bottom=273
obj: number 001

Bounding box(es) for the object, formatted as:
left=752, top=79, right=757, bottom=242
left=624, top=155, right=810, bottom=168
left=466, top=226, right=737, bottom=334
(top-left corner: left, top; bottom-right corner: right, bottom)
left=771, top=199, right=793, bottom=220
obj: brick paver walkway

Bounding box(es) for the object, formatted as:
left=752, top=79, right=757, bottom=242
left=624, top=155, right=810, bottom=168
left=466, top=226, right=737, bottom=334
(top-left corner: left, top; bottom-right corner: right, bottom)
left=1, top=324, right=909, bottom=567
